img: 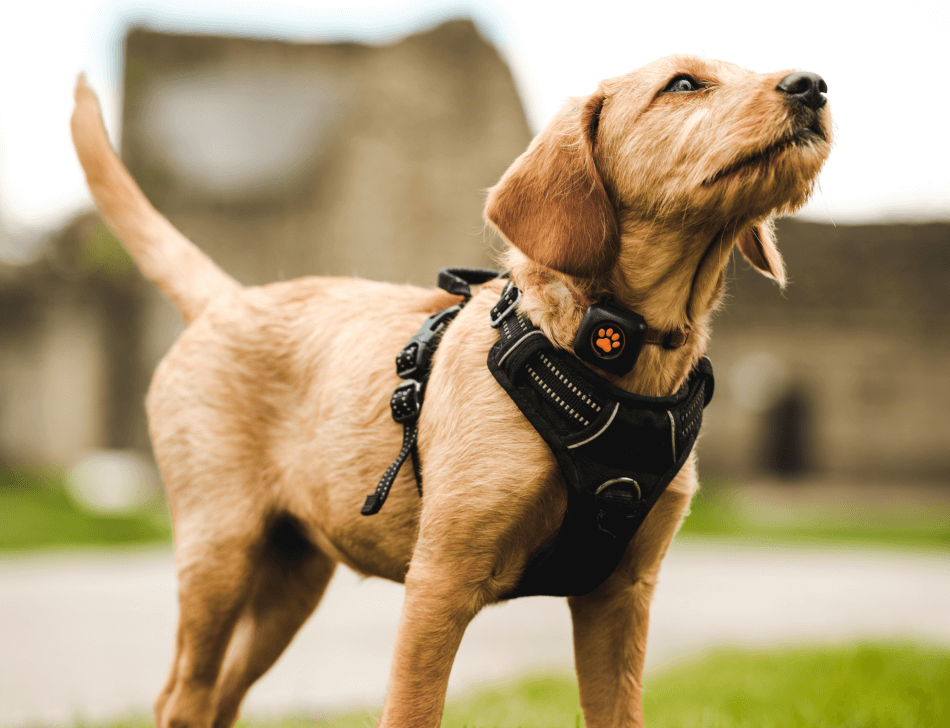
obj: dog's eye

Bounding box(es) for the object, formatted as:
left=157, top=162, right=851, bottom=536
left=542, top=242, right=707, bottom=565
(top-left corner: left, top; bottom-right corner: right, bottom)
left=664, top=75, right=701, bottom=93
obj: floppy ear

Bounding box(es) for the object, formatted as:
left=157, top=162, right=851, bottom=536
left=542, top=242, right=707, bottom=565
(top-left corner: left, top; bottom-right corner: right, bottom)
left=484, top=89, right=619, bottom=278
left=736, top=218, right=786, bottom=288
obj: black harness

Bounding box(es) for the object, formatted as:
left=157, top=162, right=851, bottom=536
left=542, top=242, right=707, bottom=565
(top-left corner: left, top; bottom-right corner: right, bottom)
left=362, top=269, right=715, bottom=599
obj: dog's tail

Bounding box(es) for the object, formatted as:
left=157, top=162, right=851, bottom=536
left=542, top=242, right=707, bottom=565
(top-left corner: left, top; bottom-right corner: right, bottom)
left=70, top=75, right=239, bottom=322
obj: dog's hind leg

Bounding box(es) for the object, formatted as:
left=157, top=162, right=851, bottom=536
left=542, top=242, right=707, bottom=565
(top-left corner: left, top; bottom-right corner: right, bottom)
left=210, top=515, right=336, bottom=728
left=155, top=513, right=271, bottom=728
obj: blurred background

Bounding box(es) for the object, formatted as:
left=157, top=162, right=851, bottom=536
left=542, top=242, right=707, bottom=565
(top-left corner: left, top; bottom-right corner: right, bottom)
left=1, top=1, right=948, bottom=727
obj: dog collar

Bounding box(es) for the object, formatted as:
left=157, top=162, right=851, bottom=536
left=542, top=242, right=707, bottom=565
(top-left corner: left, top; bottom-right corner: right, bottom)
left=490, top=283, right=690, bottom=377
left=488, top=283, right=714, bottom=598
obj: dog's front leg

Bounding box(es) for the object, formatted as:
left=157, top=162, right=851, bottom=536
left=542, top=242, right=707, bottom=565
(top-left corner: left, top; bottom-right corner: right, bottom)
left=376, top=557, right=486, bottom=727
left=374, top=475, right=533, bottom=727
left=568, top=570, right=657, bottom=727
left=568, top=472, right=697, bottom=728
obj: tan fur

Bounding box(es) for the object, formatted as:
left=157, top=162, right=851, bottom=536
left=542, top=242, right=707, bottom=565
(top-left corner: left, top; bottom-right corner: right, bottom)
left=70, top=76, right=240, bottom=322
left=70, top=54, right=831, bottom=728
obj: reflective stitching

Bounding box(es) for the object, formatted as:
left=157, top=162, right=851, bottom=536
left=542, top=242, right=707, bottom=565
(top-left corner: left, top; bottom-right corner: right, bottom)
left=490, top=283, right=522, bottom=328
left=497, top=330, right=545, bottom=366
left=526, top=365, right=591, bottom=426
left=667, top=411, right=677, bottom=461
left=538, top=353, right=602, bottom=412
left=567, top=403, right=620, bottom=449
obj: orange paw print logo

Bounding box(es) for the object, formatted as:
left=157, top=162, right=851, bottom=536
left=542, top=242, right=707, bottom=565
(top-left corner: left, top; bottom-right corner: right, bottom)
left=594, top=327, right=623, bottom=356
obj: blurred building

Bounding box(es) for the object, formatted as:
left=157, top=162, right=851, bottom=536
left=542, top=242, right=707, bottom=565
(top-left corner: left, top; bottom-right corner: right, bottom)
left=122, top=21, right=530, bottom=288
left=1, top=20, right=532, bottom=463
left=0, top=212, right=140, bottom=465
left=702, top=219, right=950, bottom=480
left=120, top=21, right=533, bottom=450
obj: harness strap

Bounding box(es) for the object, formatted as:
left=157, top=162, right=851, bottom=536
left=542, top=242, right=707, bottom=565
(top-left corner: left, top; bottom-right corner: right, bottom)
left=488, top=282, right=714, bottom=598
left=364, top=272, right=714, bottom=600
left=362, top=267, right=502, bottom=516
left=362, top=412, right=422, bottom=515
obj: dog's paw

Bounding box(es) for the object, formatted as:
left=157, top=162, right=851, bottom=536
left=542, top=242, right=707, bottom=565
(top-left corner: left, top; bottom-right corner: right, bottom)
left=595, top=328, right=621, bottom=353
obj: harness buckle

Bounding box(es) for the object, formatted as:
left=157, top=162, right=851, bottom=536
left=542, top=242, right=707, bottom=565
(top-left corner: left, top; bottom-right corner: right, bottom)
left=395, top=305, right=462, bottom=379
left=396, top=341, right=425, bottom=379
left=390, top=379, right=423, bottom=423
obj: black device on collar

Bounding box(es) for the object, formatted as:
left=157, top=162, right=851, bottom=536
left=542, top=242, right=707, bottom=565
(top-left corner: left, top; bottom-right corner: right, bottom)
left=365, top=271, right=715, bottom=600
left=572, top=299, right=649, bottom=376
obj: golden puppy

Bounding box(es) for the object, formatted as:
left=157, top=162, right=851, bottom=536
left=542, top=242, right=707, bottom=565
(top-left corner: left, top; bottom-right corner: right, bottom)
left=71, top=54, right=831, bottom=728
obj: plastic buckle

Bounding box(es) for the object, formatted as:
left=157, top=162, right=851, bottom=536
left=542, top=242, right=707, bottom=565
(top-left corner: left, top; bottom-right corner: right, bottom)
left=425, top=305, right=462, bottom=338
left=395, top=306, right=460, bottom=380
left=390, top=380, right=422, bottom=423
left=489, top=284, right=522, bottom=328
left=396, top=342, right=423, bottom=379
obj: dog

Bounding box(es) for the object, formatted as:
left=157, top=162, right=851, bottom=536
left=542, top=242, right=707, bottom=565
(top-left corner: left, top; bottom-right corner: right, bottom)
left=71, top=54, right=831, bottom=728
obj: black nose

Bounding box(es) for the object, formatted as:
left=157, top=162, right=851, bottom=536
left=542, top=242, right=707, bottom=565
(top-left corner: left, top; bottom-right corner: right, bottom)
left=776, top=72, right=827, bottom=110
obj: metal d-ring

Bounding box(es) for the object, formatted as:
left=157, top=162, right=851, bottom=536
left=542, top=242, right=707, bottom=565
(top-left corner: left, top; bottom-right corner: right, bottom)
left=595, top=477, right=641, bottom=499
left=489, top=284, right=522, bottom=328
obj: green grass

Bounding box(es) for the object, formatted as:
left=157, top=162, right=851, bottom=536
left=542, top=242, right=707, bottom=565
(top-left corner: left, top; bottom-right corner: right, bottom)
left=2, top=467, right=947, bottom=552
left=298, top=643, right=949, bottom=728
left=641, top=643, right=949, bottom=728
left=679, top=485, right=950, bottom=551
left=0, top=467, right=170, bottom=551
left=82, top=643, right=949, bottom=728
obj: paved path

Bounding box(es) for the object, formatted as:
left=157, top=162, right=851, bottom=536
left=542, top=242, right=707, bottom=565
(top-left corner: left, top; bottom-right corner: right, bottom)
left=2, top=540, right=948, bottom=726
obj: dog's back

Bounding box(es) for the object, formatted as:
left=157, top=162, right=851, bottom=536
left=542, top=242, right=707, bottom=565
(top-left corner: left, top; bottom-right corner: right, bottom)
left=144, top=272, right=467, bottom=571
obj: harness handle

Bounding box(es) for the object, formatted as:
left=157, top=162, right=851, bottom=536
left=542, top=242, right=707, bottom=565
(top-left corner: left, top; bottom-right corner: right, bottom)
left=437, top=267, right=504, bottom=300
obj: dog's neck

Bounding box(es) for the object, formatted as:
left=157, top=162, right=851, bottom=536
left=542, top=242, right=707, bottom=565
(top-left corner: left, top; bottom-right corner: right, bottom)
left=504, top=227, right=731, bottom=397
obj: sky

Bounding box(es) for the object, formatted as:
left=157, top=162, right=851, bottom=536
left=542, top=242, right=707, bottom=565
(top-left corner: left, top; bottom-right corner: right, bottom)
left=1, top=0, right=948, bottom=261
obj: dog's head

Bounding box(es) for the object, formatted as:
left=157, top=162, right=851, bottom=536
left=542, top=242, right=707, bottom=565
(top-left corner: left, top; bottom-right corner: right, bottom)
left=485, top=55, right=832, bottom=309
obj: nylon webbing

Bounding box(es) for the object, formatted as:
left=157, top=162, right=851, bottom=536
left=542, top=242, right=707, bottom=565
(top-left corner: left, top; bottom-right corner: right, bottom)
left=362, top=418, right=421, bottom=515
left=362, top=267, right=502, bottom=516
left=492, top=288, right=606, bottom=434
